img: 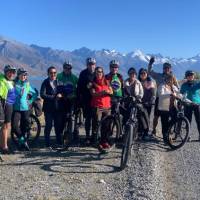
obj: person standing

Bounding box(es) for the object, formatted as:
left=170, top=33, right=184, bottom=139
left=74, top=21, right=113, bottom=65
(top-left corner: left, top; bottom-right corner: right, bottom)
left=105, top=60, right=123, bottom=101
left=40, top=66, right=63, bottom=147
left=12, top=68, right=37, bottom=150
left=77, top=58, right=96, bottom=145
left=124, top=67, right=149, bottom=139
left=138, top=68, right=156, bottom=117
left=180, top=70, right=200, bottom=140
left=0, top=65, right=16, bottom=154
left=57, top=61, right=79, bottom=144
left=157, top=74, right=180, bottom=144
left=148, top=57, right=179, bottom=135
left=90, top=67, right=113, bottom=150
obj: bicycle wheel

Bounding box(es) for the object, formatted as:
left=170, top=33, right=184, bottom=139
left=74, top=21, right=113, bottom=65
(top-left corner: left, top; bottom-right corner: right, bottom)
left=27, top=114, right=41, bottom=144
left=167, top=116, right=190, bottom=150
left=120, top=124, right=133, bottom=170
left=63, top=117, right=75, bottom=145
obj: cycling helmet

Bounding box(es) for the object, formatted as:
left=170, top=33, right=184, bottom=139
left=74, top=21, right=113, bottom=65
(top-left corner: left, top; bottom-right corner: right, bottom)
left=128, top=67, right=137, bottom=75
left=63, top=61, right=72, bottom=68
left=163, top=62, right=172, bottom=69
left=185, top=70, right=195, bottom=78
left=110, top=60, right=119, bottom=67
left=17, top=68, right=28, bottom=76
left=86, top=57, right=96, bottom=65
left=4, top=65, right=16, bottom=74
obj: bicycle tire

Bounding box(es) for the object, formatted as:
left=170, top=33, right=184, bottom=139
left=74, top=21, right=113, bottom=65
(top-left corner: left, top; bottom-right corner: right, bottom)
left=167, top=116, right=190, bottom=150
left=120, top=124, right=133, bottom=170
left=27, top=114, right=41, bottom=144
left=63, top=117, right=75, bottom=145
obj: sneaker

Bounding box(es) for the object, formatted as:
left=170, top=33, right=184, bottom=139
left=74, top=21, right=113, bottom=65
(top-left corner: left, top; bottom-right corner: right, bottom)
left=19, top=136, right=25, bottom=145
left=0, top=148, right=11, bottom=155
left=98, top=144, right=107, bottom=154
left=99, top=144, right=104, bottom=150
left=102, top=142, right=111, bottom=149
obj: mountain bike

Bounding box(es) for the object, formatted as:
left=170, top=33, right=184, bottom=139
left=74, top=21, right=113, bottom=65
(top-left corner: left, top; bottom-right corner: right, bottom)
left=62, top=104, right=81, bottom=147
left=120, top=96, right=148, bottom=169
left=166, top=97, right=197, bottom=149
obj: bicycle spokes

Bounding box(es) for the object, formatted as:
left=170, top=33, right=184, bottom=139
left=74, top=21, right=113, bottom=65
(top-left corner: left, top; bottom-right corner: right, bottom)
left=168, top=117, right=189, bottom=149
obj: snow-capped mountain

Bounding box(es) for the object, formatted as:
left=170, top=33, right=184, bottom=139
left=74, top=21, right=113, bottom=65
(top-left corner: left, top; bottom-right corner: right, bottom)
left=0, top=35, right=199, bottom=79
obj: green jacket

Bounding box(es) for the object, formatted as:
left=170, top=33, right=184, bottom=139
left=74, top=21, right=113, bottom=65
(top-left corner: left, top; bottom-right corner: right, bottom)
left=57, top=72, right=78, bottom=99
left=0, top=73, right=16, bottom=104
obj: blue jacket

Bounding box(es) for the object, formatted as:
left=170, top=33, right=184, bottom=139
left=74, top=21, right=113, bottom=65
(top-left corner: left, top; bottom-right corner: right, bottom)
left=180, top=81, right=200, bottom=104
left=14, top=80, right=38, bottom=111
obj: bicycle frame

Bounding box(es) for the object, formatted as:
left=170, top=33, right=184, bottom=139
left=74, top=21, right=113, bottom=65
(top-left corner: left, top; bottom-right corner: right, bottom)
left=111, top=101, right=124, bottom=136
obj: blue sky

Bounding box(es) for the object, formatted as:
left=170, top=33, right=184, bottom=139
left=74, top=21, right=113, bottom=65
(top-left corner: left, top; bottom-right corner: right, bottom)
left=0, top=0, right=200, bottom=58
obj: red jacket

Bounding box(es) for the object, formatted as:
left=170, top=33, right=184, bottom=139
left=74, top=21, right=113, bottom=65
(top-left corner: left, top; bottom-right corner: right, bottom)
left=91, top=78, right=111, bottom=109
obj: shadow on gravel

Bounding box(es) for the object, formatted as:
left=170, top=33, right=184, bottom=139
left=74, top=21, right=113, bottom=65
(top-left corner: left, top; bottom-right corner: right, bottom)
left=3, top=147, right=122, bottom=174
left=136, top=136, right=171, bottom=152
left=5, top=134, right=176, bottom=174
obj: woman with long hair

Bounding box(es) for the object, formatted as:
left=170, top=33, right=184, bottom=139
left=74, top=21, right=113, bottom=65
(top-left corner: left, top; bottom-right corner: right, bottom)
left=90, top=66, right=113, bottom=151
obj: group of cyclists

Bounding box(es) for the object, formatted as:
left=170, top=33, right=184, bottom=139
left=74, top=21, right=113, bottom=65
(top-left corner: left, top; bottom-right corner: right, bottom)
left=0, top=56, right=200, bottom=154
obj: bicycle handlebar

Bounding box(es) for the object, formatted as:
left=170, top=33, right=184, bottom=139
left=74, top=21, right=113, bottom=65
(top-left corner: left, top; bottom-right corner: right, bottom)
left=175, top=96, right=199, bottom=107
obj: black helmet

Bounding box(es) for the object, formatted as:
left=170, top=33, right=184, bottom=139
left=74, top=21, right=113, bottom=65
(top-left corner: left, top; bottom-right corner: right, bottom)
left=4, top=65, right=16, bottom=74
left=128, top=67, right=137, bottom=75
left=86, top=57, right=96, bottom=65
left=17, top=68, right=28, bottom=76
left=163, top=62, right=172, bottom=69
left=110, top=60, right=119, bottom=67
left=63, top=61, right=72, bottom=68
left=185, top=70, right=195, bottom=78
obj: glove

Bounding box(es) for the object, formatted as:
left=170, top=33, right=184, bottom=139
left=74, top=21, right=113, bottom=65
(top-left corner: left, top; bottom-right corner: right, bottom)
left=149, top=57, right=155, bottom=66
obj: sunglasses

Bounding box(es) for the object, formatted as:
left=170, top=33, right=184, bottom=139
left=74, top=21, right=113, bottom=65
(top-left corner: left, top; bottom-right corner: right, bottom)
left=64, top=67, right=72, bottom=70
left=8, top=70, right=16, bottom=74
left=187, top=74, right=194, bottom=77
left=50, top=71, right=57, bottom=74
left=129, top=72, right=136, bottom=75
left=96, top=70, right=103, bottom=73
left=111, top=66, right=119, bottom=69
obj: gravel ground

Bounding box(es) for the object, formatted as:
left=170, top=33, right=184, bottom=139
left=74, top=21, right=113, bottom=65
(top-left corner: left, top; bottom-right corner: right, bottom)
left=0, top=119, right=200, bottom=200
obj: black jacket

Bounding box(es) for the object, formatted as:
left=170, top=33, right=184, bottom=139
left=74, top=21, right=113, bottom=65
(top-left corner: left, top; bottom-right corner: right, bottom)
left=40, top=78, right=59, bottom=113
left=77, top=68, right=95, bottom=106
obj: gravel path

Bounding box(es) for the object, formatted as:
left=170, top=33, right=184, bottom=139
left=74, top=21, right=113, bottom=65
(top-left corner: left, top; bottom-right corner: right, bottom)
left=0, top=119, right=200, bottom=200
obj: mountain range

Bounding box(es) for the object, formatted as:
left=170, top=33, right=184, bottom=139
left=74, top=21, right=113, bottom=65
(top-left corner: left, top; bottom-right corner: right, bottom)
left=0, top=35, right=200, bottom=79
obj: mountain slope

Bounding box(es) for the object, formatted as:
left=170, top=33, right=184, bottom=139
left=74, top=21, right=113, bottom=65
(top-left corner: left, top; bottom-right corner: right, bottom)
left=0, top=35, right=199, bottom=79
